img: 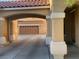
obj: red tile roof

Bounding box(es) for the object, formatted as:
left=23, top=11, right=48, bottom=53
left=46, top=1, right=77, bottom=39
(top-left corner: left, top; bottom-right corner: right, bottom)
left=0, top=0, right=49, bottom=8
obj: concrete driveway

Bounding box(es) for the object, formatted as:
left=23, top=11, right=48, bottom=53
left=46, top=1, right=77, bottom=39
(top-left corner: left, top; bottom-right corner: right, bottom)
left=0, top=39, right=52, bottom=59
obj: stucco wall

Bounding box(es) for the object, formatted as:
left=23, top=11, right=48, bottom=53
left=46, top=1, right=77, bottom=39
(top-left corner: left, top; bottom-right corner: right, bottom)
left=52, top=18, right=64, bottom=42
left=2, top=18, right=47, bottom=41
left=0, top=8, right=49, bottom=17
left=75, top=7, right=79, bottom=47
left=53, top=0, right=66, bottom=12
left=0, top=18, right=4, bottom=36
left=64, top=10, right=75, bottom=44
left=0, top=8, right=49, bottom=41
left=17, top=18, right=47, bottom=34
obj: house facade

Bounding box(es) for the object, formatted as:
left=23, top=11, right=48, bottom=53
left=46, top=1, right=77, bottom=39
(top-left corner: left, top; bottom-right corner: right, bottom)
left=0, top=0, right=67, bottom=59
left=0, top=0, right=79, bottom=59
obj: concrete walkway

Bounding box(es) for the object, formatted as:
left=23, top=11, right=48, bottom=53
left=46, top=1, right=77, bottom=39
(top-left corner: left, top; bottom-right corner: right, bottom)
left=65, top=45, right=79, bottom=59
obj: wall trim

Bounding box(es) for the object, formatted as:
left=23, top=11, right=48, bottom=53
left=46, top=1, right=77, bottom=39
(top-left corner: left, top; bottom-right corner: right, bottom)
left=46, top=12, right=65, bottom=19
left=50, top=41, right=67, bottom=55
left=51, top=12, right=65, bottom=18
left=0, top=6, right=50, bottom=11
left=18, top=24, right=40, bottom=26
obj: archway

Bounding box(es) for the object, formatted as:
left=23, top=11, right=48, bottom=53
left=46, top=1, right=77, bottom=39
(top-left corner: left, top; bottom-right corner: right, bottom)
left=5, top=13, right=47, bottom=43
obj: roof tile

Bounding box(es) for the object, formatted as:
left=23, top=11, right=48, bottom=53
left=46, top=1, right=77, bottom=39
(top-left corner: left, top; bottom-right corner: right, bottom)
left=0, top=0, right=49, bottom=8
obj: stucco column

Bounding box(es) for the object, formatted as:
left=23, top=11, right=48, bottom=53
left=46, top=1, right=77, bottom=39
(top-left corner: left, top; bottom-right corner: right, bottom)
left=45, top=16, right=52, bottom=45
left=51, top=13, right=64, bottom=42
left=46, top=16, right=52, bottom=37
left=0, top=17, right=8, bottom=44
left=3, top=18, right=7, bottom=40
left=49, top=0, right=67, bottom=59
left=3, top=18, right=7, bottom=39
left=12, top=20, right=19, bottom=42
left=50, top=12, right=67, bottom=59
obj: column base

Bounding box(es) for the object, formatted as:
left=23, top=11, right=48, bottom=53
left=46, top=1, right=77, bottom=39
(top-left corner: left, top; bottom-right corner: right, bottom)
left=50, top=41, right=67, bottom=59
left=53, top=55, right=64, bottom=59
left=10, top=35, right=18, bottom=43
left=0, top=36, right=9, bottom=45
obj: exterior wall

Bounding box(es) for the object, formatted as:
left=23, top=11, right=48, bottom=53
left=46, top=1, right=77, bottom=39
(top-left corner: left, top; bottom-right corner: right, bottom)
left=53, top=0, right=66, bottom=12
left=3, top=18, right=8, bottom=39
left=0, top=8, right=49, bottom=42
left=12, top=20, right=19, bottom=41
left=50, top=14, right=67, bottom=59
left=52, top=18, right=64, bottom=42
left=0, top=18, right=8, bottom=44
left=0, top=18, right=8, bottom=38
left=75, top=6, right=79, bottom=47
left=50, top=0, right=67, bottom=59
left=0, top=18, right=47, bottom=38
left=11, top=18, right=47, bottom=41
left=0, top=1, right=67, bottom=59
left=0, top=9, right=49, bottom=17
left=0, top=18, right=4, bottom=36
left=64, top=9, right=75, bottom=44
left=17, top=18, right=47, bottom=34
left=47, top=19, right=52, bottom=37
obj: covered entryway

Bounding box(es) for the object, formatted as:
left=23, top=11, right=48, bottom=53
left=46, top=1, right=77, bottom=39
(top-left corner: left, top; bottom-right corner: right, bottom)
left=0, top=0, right=68, bottom=59
left=5, top=14, right=47, bottom=42
left=0, top=13, right=52, bottom=59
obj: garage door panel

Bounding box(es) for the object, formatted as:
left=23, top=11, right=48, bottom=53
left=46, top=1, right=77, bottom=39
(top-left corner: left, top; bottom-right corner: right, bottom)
left=19, top=26, right=39, bottom=34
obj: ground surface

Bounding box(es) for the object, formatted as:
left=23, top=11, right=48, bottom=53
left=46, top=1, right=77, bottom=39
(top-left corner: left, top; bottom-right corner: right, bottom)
left=0, top=40, right=79, bottom=59
left=0, top=40, right=52, bottom=59
left=65, top=45, right=79, bottom=59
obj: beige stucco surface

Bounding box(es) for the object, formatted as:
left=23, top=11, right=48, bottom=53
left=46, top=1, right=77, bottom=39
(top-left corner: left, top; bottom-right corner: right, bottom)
left=3, top=19, right=8, bottom=37
left=0, top=8, right=49, bottom=17
left=75, top=7, right=79, bottom=47
left=17, top=18, right=47, bottom=34
left=52, top=18, right=64, bottom=42
left=0, top=8, right=49, bottom=41
left=2, top=18, right=47, bottom=41
left=0, top=19, right=4, bottom=36
left=11, top=18, right=47, bottom=41
left=53, top=0, right=66, bottom=12
left=0, top=0, right=66, bottom=42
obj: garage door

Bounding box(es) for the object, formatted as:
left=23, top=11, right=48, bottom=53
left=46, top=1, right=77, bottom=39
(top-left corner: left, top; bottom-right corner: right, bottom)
left=19, top=26, right=39, bottom=34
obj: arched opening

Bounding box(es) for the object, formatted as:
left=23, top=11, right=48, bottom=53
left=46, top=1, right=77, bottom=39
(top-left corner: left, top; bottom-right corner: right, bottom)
left=1, top=13, right=51, bottom=59
left=5, top=13, right=47, bottom=43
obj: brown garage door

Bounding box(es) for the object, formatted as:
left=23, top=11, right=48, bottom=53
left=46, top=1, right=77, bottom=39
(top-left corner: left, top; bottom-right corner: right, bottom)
left=19, top=26, right=39, bottom=34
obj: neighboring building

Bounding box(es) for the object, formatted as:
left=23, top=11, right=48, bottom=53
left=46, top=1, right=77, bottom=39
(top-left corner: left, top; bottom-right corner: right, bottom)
left=0, top=0, right=79, bottom=59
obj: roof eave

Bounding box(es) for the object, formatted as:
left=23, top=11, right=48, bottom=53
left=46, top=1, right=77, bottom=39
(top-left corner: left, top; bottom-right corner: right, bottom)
left=0, top=6, right=50, bottom=11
